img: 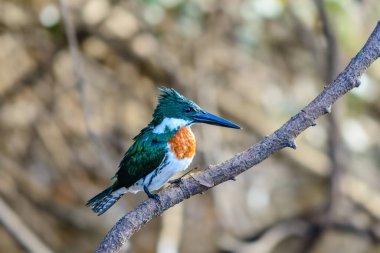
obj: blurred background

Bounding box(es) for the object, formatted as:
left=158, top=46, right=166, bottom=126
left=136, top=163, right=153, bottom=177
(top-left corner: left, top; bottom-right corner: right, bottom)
left=1, top=0, right=380, bottom=252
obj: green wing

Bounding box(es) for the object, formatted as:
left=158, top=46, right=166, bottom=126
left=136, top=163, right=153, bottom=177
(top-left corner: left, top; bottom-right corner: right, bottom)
left=115, top=127, right=175, bottom=188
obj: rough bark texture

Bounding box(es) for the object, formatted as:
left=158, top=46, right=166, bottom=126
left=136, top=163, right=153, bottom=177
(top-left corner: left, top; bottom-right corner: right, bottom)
left=95, top=21, right=380, bottom=253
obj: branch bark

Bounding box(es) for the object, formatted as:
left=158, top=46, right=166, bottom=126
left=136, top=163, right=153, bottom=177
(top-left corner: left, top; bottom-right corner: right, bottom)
left=95, top=21, right=380, bottom=253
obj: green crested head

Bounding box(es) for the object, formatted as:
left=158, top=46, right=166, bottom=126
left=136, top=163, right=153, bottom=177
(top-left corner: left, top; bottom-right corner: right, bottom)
left=153, top=88, right=202, bottom=123
left=151, top=87, right=240, bottom=132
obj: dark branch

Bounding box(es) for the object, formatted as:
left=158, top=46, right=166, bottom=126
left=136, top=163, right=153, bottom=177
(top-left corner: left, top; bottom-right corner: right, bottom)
left=314, top=0, right=342, bottom=218
left=303, top=1, right=341, bottom=252
left=95, top=21, right=380, bottom=253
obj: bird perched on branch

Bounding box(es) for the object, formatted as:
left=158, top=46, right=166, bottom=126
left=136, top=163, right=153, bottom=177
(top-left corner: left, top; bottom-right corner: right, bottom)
left=87, top=87, right=240, bottom=215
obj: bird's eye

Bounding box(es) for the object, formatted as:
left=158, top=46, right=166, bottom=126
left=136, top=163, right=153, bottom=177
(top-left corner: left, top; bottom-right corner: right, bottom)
left=184, top=106, right=192, bottom=113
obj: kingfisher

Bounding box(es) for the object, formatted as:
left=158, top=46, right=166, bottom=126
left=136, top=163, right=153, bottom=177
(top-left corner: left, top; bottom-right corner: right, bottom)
left=86, top=87, right=240, bottom=215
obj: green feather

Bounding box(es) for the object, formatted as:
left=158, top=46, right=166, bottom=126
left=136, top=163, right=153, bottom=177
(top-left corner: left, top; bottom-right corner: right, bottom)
left=114, top=128, right=176, bottom=188
left=86, top=185, right=114, bottom=206
left=152, top=88, right=202, bottom=125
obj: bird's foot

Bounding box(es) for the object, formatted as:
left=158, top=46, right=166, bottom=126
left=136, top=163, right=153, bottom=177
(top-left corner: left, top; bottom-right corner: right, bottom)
left=148, top=193, right=160, bottom=201
left=144, top=186, right=160, bottom=201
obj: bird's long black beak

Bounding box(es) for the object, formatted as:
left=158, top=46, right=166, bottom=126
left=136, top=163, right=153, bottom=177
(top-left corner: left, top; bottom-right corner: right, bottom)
left=192, top=112, right=241, bottom=129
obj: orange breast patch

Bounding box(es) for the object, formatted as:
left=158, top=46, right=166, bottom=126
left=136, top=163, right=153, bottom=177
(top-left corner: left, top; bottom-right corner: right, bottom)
left=168, top=126, right=196, bottom=159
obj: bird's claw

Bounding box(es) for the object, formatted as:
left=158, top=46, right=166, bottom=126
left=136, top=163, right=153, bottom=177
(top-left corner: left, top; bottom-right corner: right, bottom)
left=144, top=185, right=160, bottom=201
left=148, top=193, right=160, bottom=201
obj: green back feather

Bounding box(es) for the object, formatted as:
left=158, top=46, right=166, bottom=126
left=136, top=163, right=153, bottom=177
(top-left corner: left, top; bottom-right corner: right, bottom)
left=115, top=129, right=176, bottom=188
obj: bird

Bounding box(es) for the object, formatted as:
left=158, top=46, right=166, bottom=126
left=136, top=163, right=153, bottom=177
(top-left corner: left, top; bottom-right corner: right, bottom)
left=86, top=87, right=240, bottom=215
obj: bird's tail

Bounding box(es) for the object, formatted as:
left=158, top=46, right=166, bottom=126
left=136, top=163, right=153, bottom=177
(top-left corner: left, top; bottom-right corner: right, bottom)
left=86, top=185, right=124, bottom=215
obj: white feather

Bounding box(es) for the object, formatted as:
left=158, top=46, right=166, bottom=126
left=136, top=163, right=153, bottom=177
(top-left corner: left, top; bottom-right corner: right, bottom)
left=127, top=144, right=193, bottom=193
left=153, top=118, right=189, bottom=134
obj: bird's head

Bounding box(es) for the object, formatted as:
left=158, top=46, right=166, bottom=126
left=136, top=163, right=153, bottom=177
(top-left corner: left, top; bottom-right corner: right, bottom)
left=152, top=87, right=240, bottom=132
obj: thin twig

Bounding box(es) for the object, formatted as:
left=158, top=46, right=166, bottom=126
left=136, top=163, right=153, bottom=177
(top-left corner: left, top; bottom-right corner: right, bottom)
left=94, top=21, right=380, bottom=253
left=58, top=0, right=86, bottom=114
left=58, top=0, right=113, bottom=173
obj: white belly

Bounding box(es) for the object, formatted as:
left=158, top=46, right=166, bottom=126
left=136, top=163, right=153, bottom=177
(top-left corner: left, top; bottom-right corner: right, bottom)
left=127, top=148, right=193, bottom=193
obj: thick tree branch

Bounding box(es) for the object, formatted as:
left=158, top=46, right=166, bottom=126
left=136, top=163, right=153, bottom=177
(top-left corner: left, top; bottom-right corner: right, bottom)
left=95, top=21, right=380, bottom=253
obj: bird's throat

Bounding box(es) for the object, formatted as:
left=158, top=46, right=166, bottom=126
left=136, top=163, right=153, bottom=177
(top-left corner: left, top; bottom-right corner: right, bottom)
left=168, top=126, right=196, bottom=159
left=153, top=118, right=189, bottom=133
